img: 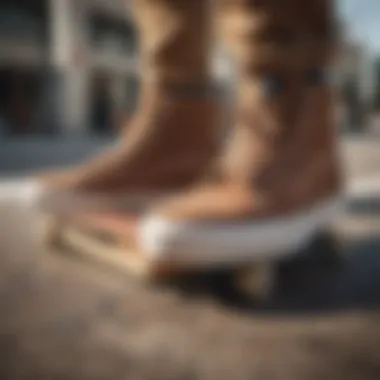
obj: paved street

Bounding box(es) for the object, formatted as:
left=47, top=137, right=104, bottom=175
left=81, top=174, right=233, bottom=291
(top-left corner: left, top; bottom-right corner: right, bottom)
left=0, top=134, right=379, bottom=379
left=0, top=189, right=379, bottom=380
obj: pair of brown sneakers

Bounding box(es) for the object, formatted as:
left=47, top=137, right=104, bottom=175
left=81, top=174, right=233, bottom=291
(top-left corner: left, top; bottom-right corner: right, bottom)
left=37, top=0, right=343, bottom=259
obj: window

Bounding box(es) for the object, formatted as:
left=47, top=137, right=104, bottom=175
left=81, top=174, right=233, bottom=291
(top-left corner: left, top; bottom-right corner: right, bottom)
left=0, top=0, right=47, bottom=45
left=89, top=13, right=137, bottom=56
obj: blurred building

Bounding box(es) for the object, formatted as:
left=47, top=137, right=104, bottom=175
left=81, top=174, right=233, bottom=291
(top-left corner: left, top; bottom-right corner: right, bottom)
left=0, top=0, right=137, bottom=137
left=4, top=1, right=367, bottom=138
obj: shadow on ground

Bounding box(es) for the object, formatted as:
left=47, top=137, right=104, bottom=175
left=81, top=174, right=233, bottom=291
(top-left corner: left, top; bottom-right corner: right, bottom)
left=348, top=196, right=380, bottom=216
left=164, top=237, right=380, bottom=315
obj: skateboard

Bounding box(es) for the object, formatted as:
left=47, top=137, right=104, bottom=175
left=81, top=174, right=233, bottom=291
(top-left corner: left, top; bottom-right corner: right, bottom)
left=40, top=210, right=343, bottom=303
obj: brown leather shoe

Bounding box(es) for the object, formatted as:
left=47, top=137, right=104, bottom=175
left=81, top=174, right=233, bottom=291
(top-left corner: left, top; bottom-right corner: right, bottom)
left=38, top=0, right=220, bottom=200
left=40, top=89, right=219, bottom=195
left=140, top=0, right=344, bottom=262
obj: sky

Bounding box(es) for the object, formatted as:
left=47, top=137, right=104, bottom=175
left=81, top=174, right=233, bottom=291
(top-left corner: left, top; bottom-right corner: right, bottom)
left=339, top=0, right=380, bottom=52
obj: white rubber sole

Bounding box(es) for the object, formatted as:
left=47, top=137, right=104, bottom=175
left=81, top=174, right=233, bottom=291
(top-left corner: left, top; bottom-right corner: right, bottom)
left=0, top=178, right=343, bottom=265
left=0, top=175, right=376, bottom=265
left=138, top=197, right=345, bottom=266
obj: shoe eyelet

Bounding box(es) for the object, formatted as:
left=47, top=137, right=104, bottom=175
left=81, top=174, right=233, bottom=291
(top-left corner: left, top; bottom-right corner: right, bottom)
left=306, top=67, right=330, bottom=86
left=261, top=74, right=285, bottom=98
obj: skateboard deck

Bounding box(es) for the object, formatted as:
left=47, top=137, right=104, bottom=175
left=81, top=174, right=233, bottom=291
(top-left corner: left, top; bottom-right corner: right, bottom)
left=40, top=210, right=342, bottom=302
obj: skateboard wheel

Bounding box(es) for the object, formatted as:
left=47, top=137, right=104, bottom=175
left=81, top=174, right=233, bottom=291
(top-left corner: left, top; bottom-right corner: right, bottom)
left=233, top=263, right=275, bottom=301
